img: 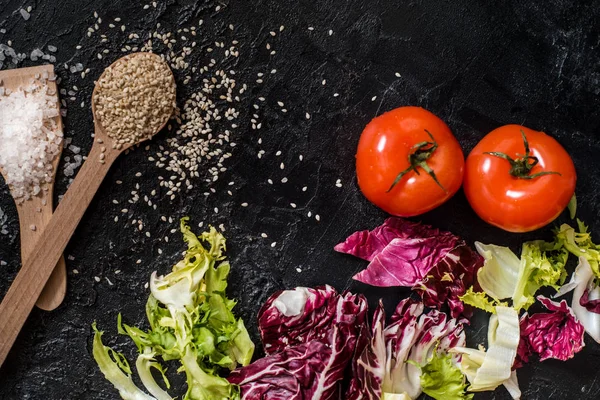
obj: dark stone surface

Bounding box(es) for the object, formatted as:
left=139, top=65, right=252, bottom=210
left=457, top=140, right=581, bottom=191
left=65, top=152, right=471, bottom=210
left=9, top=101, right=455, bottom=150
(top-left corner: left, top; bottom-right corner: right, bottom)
left=1, top=0, right=600, bottom=399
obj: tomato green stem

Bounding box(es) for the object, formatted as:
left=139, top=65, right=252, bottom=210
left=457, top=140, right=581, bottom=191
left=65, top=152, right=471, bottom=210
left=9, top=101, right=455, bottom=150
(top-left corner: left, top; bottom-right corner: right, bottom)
left=484, top=130, right=562, bottom=180
left=387, top=130, right=446, bottom=193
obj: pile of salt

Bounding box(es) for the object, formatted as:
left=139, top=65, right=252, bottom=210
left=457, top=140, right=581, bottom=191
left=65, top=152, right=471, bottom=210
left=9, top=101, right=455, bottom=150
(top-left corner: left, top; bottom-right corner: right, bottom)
left=0, top=80, right=63, bottom=201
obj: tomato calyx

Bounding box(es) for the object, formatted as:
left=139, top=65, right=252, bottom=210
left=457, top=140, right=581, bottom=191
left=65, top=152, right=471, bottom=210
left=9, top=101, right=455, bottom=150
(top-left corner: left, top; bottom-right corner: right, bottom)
left=387, top=129, right=447, bottom=193
left=484, top=130, right=562, bottom=180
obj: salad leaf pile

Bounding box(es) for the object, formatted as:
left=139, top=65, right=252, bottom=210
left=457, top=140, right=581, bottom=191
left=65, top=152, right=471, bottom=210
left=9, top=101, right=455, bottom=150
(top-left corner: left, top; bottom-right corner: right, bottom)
left=93, top=218, right=254, bottom=400
left=93, top=215, right=600, bottom=400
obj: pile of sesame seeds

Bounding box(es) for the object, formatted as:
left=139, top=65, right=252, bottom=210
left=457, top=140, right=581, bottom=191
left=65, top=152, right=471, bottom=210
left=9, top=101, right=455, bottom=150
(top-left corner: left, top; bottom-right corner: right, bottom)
left=93, top=53, right=176, bottom=149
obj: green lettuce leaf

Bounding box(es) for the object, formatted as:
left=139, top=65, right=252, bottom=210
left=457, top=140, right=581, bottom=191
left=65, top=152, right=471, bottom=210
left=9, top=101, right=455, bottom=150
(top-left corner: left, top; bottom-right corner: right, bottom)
left=93, top=219, right=254, bottom=400
left=512, top=241, right=567, bottom=310
left=92, top=323, right=157, bottom=400
left=555, top=220, right=600, bottom=278
left=474, top=240, right=568, bottom=311
left=420, top=350, right=473, bottom=400
left=459, top=287, right=506, bottom=314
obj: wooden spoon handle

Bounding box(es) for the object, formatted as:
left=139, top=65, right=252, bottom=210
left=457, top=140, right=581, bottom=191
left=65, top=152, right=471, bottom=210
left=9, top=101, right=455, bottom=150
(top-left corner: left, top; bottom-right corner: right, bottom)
left=0, top=141, right=119, bottom=366
left=36, top=258, right=67, bottom=310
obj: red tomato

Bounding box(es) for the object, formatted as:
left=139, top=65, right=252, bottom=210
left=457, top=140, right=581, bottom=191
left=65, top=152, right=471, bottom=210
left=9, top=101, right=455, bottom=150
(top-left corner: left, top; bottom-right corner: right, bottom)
left=356, top=106, right=464, bottom=216
left=464, top=125, right=576, bottom=232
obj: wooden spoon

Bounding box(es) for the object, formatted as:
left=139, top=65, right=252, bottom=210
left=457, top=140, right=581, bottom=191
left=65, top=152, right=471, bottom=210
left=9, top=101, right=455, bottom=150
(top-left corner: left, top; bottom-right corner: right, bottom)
left=0, top=53, right=176, bottom=366
left=0, top=65, right=67, bottom=311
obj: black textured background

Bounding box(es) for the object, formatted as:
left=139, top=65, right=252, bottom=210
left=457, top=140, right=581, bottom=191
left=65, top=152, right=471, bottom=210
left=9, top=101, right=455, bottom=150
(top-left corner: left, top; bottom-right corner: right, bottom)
left=1, top=0, right=600, bottom=399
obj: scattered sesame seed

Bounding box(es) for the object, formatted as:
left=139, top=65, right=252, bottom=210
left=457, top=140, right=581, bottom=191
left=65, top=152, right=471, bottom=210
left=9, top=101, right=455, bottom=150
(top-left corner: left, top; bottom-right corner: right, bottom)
left=371, top=96, right=377, bottom=101
left=290, top=203, right=297, bottom=208
left=307, top=211, right=312, bottom=217
left=281, top=177, right=288, bottom=183
left=271, top=242, right=277, bottom=247
left=305, top=112, right=311, bottom=119
left=395, top=72, right=402, bottom=78
left=94, top=276, right=101, bottom=282
left=72, top=269, right=79, bottom=274
left=241, top=202, right=248, bottom=207
left=296, top=267, right=302, bottom=273
left=261, top=233, right=268, bottom=238
left=280, top=162, right=285, bottom=169
left=322, top=79, right=326, bottom=85
left=315, top=214, right=321, bottom=221
left=302, top=186, right=308, bottom=191
left=267, top=179, right=273, bottom=184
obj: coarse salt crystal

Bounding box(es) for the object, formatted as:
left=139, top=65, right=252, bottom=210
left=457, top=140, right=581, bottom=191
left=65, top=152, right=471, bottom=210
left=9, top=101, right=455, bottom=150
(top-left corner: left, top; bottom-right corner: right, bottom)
left=0, top=84, right=62, bottom=200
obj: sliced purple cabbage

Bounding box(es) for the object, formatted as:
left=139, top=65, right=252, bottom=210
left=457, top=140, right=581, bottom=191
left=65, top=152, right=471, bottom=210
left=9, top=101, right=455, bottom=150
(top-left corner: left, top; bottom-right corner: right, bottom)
left=347, top=298, right=466, bottom=400
left=228, top=285, right=368, bottom=400
left=515, top=295, right=585, bottom=368
left=335, top=218, right=483, bottom=318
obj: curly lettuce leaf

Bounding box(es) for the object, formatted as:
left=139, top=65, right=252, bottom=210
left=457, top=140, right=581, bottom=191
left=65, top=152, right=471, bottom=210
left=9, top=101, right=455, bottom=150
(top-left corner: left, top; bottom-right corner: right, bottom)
left=93, top=219, right=254, bottom=400
left=418, top=350, right=473, bottom=400
left=512, top=241, right=567, bottom=310
left=475, top=241, right=567, bottom=311
left=555, top=221, right=600, bottom=278
left=92, top=324, right=158, bottom=400
left=459, top=287, right=506, bottom=314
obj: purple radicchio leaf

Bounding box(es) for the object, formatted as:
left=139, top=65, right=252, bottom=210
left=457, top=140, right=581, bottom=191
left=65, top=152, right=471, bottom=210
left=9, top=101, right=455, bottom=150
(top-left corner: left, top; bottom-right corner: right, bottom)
left=335, top=218, right=459, bottom=287
left=415, top=243, right=483, bottom=319
left=514, top=295, right=585, bottom=369
left=335, top=217, right=482, bottom=318
left=347, top=298, right=466, bottom=400
left=229, top=286, right=368, bottom=400
left=257, top=285, right=367, bottom=355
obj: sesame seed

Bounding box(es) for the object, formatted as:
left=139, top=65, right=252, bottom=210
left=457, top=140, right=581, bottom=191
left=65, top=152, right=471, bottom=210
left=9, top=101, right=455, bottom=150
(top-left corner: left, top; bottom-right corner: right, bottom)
left=296, top=267, right=302, bottom=273
left=302, top=186, right=308, bottom=191
left=305, top=112, right=311, bottom=119
left=307, top=211, right=312, bottom=217
left=315, top=214, right=321, bottom=221
left=281, top=177, right=288, bottom=183
left=290, top=203, right=297, bottom=208
left=395, top=72, right=402, bottom=78
left=94, top=276, right=101, bottom=282
left=280, top=162, right=285, bottom=169
left=271, top=242, right=277, bottom=247
left=328, top=29, right=333, bottom=35
left=371, top=96, right=377, bottom=101
left=322, top=79, right=326, bottom=85
left=241, top=202, right=248, bottom=207
left=261, top=233, right=268, bottom=238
